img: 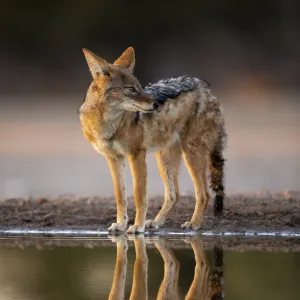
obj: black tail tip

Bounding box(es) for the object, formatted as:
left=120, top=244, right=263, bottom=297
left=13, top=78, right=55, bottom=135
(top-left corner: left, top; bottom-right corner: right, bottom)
left=213, top=194, right=224, bottom=216
left=213, top=246, right=224, bottom=267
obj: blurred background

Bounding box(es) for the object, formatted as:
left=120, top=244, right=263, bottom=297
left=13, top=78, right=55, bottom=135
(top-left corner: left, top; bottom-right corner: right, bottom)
left=0, top=0, right=299, bottom=197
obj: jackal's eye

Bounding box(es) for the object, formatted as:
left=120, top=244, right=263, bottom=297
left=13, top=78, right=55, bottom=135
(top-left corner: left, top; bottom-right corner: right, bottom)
left=126, top=86, right=136, bottom=93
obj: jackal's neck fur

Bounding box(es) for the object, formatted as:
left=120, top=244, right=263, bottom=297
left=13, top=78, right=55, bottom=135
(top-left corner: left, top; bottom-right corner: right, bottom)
left=80, top=99, right=125, bottom=141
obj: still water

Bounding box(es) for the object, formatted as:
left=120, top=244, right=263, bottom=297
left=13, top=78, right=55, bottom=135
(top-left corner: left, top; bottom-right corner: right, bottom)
left=0, top=236, right=300, bottom=300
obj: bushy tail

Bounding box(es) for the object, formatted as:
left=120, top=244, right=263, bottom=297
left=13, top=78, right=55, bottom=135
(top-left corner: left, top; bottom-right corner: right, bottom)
left=210, top=246, right=224, bottom=299
left=209, top=135, right=225, bottom=216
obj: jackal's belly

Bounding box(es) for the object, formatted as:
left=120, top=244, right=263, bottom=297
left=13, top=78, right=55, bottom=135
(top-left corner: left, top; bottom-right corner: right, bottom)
left=91, top=128, right=181, bottom=156
left=143, top=129, right=181, bottom=152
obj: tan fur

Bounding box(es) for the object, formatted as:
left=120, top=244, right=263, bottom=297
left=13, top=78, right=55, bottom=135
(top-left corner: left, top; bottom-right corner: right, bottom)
left=108, top=235, right=148, bottom=300
left=155, top=239, right=180, bottom=300
left=108, top=236, right=128, bottom=300
left=185, top=239, right=211, bottom=300
left=80, top=47, right=225, bottom=233
left=129, top=235, right=148, bottom=300
left=108, top=236, right=222, bottom=299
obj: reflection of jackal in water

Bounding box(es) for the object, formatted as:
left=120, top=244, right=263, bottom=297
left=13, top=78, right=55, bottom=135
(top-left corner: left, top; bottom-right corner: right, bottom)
left=80, top=47, right=226, bottom=234
left=108, top=235, right=148, bottom=300
left=155, top=238, right=223, bottom=300
left=108, top=236, right=223, bottom=299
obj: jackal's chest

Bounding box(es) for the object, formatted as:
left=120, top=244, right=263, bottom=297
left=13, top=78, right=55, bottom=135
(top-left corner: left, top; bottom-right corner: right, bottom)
left=92, top=138, right=129, bottom=156
left=80, top=112, right=129, bottom=156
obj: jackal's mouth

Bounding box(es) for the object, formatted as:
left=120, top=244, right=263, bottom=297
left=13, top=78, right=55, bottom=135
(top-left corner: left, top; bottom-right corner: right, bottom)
left=132, top=104, right=156, bottom=112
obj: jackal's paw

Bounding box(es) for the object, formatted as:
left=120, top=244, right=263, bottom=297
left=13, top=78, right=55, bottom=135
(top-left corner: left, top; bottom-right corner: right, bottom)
left=126, top=224, right=145, bottom=234
left=108, top=235, right=128, bottom=250
left=181, top=221, right=201, bottom=230
left=145, top=219, right=161, bottom=229
left=108, top=222, right=127, bottom=232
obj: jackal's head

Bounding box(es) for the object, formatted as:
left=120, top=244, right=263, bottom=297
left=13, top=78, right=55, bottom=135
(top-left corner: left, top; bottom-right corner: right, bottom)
left=81, top=47, right=158, bottom=113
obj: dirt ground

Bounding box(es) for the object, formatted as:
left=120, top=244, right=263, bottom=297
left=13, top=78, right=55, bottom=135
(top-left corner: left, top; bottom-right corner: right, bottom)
left=0, top=191, right=300, bottom=250
left=0, top=191, right=300, bottom=231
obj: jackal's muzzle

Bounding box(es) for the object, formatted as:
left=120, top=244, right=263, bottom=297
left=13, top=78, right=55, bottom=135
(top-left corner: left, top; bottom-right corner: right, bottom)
left=142, top=91, right=160, bottom=111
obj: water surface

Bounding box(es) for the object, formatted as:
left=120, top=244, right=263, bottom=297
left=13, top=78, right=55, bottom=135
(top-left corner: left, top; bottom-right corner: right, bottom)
left=0, top=236, right=300, bottom=299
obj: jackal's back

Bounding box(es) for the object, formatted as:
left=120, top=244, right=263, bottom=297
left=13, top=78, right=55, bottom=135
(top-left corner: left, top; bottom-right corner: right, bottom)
left=144, top=75, right=208, bottom=104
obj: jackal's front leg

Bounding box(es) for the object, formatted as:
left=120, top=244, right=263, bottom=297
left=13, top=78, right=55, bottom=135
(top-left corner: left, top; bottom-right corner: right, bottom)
left=127, top=151, right=147, bottom=234
left=108, top=236, right=128, bottom=300
left=106, top=155, right=128, bottom=232
left=129, top=235, right=148, bottom=300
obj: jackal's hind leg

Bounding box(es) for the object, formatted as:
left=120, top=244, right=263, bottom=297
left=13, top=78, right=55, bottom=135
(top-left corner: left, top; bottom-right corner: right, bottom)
left=155, top=239, right=180, bottom=300
left=106, top=156, right=128, bottom=232
left=185, top=238, right=210, bottom=300
left=145, top=143, right=181, bottom=229
left=181, top=146, right=209, bottom=230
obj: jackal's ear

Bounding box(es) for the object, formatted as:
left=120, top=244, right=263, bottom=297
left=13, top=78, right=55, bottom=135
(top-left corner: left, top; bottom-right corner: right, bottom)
left=113, top=47, right=135, bottom=73
left=82, top=48, right=109, bottom=79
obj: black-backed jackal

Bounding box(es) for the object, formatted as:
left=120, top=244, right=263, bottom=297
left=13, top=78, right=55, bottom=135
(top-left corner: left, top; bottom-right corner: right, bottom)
left=80, top=47, right=226, bottom=233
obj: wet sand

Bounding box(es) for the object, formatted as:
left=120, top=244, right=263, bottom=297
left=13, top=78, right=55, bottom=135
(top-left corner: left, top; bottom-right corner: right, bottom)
left=0, top=233, right=299, bottom=253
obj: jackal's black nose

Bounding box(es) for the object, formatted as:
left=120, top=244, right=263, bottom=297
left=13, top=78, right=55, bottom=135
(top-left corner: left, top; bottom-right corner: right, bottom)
left=153, top=102, right=160, bottom=110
